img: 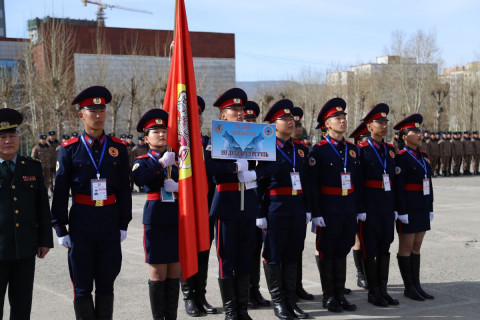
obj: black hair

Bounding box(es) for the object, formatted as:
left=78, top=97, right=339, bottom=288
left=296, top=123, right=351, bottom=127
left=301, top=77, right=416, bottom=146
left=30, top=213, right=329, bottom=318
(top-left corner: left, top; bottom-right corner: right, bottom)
left=397, top=129, right=410, bottom=150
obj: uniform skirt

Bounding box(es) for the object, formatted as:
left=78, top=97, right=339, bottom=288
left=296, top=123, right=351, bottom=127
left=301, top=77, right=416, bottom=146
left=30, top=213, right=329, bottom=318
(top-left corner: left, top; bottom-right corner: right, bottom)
left=143, top=224, right=179, bottom=264
left=396, top=209, right=431, bottom=234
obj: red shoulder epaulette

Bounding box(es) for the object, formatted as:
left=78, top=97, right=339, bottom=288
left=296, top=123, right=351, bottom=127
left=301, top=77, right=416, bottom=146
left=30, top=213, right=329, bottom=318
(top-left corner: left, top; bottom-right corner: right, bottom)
left=136, top=154, right=149, bottom=159
left=62, top=137, right=79, bottom=147
left=386, top=142, right=395, bottom=149
left=293, top=139, right=307, bottom=147
left=315, top=140, right=329, bottom=147
left=420, top=150, right=428, bottom=156
left=398, top=149, right=407, bottom=155
left=358, top=141, right=369, bottom=148
left=111, top=136, right=127, bottom=146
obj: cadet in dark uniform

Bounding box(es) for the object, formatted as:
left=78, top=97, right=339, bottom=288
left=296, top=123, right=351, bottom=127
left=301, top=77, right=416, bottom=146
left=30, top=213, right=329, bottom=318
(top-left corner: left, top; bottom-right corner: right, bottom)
left=132, top=109, right=180, bottom=320
left=0, top=108, right=53, bottom=320
left=290, top=107, right=315, bottom=302
left=31, top=134, right=53, bottom=190
left=348, top=121, right=369, bottom=291
left=473, top=131, right=480, bottom=175
left=240, top=100, right=271, bottom=310
left=308, top=98, right=362, bottom=313
left=439, top=131, right=452, bottom=176
left=51, top=86, right=132, bottom=319
left=47, top=130, right=60, bottom=191
left=205, top=88, right=258, bottom=320
left=462, top=131, right=474, bottom=175
left=451, top=131, right=464, bottom=176
left=429, top=132, right=440, bottom=177
left=393, top=114, right=434, bottom=301
left=180, top=96, right=218, bottom=317
left=256, top=100, right=309, bottom=320
left=357, top=104, right=399, bottom=307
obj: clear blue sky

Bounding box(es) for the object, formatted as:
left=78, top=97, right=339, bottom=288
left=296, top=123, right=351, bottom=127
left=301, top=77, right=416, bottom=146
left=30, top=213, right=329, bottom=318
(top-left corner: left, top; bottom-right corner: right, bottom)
left=5, top=0, right=480, bottom=81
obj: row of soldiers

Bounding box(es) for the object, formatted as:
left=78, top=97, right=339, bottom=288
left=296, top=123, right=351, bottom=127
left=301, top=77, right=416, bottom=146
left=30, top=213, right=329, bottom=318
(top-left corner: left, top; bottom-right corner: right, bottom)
left=392, top=130, right=480, bottom=177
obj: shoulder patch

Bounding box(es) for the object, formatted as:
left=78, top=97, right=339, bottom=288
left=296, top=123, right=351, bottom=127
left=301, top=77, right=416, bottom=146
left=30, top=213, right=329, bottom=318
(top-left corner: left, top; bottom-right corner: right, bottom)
left=309, top=157, right=317, bottom=166
left=136, top=154, right=150, bottom=159
left=111, top=136, right=127, bottom=146
left=132, top=163, right=140, bottom=171
left=359, top=141, right=369, bottom=148
left=62, top=137, right=79, bottom=147
left=386, top=142, right=395, bottom=149
left=398, top=149, right=407, bottom=155
left=316, top=140, right=328, bottom=147
left=293, top=139, right=307, bottom=147
left=395, top=166, right=402, bottom=175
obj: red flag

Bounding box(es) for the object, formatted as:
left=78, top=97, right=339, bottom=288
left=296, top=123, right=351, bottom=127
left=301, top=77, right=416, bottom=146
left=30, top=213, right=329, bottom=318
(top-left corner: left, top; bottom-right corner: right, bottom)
left=163, top=0, right=210, bottom=281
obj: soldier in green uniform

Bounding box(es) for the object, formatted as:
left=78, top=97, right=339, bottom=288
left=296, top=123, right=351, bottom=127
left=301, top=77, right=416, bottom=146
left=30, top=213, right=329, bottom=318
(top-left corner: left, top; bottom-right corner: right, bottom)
left=0, top=108, right=53, bottom=320
left=31, top=134, right=53, bottom=190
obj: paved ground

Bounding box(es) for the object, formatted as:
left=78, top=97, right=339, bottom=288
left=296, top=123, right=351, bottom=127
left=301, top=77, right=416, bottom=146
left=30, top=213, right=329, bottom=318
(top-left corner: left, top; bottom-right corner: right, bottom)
left=4, top=175, right=480, bottom=319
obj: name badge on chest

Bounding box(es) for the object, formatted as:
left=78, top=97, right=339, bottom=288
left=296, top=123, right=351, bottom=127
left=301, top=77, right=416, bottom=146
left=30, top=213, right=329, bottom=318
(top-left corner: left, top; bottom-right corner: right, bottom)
left=382, top=174, right=391, bottom=191
left=290, top=172, right=302, bottom=191
left=423, top=178, right=430, bottom=195
left=91, top=179, right=107, bottom=201
left=341, top=173, right=351, bottom=196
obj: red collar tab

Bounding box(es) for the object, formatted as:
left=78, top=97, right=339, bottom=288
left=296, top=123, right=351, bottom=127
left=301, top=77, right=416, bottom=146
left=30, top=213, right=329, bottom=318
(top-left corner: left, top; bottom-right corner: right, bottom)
left=79, top=97, right=106, bottom=109
left=276, top=138, right=293, bottom=149
left=149, top=150, right=161, bottom=158
left=84, top=133, right=105, bottom=147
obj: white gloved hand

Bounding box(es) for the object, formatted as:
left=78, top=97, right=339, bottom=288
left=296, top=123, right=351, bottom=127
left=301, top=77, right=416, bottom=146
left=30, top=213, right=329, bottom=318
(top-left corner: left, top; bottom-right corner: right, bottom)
left=398, top=214, right=409, bottom=224
left=429, top=212, right=434, bottom=222
left=256, top=218, right=268, bottom=229
left=120, top=230, right=127, bottom=242
left=312, top=217, right=326, bottom=227
left=357, top=213, right=367, bottom=222
left=58, top=235, right=71, bottom=248
left=238, top=170, right=257, bottom=183
left=159, top=151, right=176, bottom=167
left=163, top=179, right=179, bottom=192
left=306, top=212, right=312, bottom=224
left=394, top=211, right=399, bottom=220
left=235, top=159, right=249, bottom=172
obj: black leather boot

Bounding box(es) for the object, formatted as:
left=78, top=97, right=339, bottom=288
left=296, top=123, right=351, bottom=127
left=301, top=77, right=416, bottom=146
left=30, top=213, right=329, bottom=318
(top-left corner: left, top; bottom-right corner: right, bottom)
left=377, top=254, right=399, bottom=305
left=319, top=258, right=342, bottom=312
left=334, top=258, right=356, bottom=311
left=196, top=264, right=218, bottom=314
left=315, top=255, right=327, bottom=308
left=164, top=278, right=180, bottom=320
left=236, top=274, right=253, bottom=320
left=284, top=263, right=309, bottom=319
left=181, top=274, right=204, bottom=317
left=219, top=277, right=238, bottom=320
left=410, top=253, right=434, bottom=299
left=263, top=262, right=294, bottom=319
left=148, top=280, right=166, bottom=320
left=248, top=254, right=270, bottom=308
left=95, top=295, right=114, bottom=320
left=353, top=249, right=367, bottom=289
left=73, top=297, right=95, bottom=320
left=363, top=258, right=388, bottom=307
left=296, top=256, right=314, bottom=300
left=397, top=255, right=425, bottom=301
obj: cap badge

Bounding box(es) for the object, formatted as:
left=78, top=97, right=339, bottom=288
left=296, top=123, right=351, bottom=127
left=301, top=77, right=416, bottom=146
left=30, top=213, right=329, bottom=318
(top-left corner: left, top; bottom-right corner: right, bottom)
left=415, top=123, right=420, bottom=128
left=294, top=116, right=300, bottom=121
left=381, top=112, right=387, bottom=117
left=233, top=98, right=241, bottom=104
left=1, top=121, right=9, bottom=127
left=284, top=109, right=291, bottom=113
left=155, top=119, right=163, bottom=125
left=93, top=98, right=102, bottom=105
left=247, top=110, right=253, bottom=114
left=336, top=107, right=343, bottom=111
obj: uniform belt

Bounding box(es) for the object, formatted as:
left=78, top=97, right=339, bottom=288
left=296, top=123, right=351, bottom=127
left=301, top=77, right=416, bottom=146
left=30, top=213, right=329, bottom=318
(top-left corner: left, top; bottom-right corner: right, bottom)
left=268, top=187, right=303, bottom=196
left=216, top=182, right=245, bottom=192
left=74, top=194, right=116, bottom=207
left=146, top=192, right=178, bottom=200
left=404, top=183, right=423, bottom=191
left=364, top=180, right=384, bottom=189
left=320, top=185, right=354, bottom=195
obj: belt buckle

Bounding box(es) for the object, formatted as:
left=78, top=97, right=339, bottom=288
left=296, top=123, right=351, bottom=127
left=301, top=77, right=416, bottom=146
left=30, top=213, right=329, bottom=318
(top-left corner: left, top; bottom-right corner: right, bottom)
left=292, top=189, right=297, bottom=196
left=95, top=199, right=104, bottom=207
left=238, top=183, right=242, bottom=191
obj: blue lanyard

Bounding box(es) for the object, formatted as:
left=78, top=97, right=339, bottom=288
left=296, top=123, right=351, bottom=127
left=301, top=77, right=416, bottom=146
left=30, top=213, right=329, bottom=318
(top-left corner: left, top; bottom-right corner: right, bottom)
left=326, top=138, right=348, bottom=173
left=276, top=143, right=296, bottom=172
left=80, top=135, right=107, bottom=179
left=368, top=139, right=388, bottom=173
left=403, top=147, right=428, bottom=178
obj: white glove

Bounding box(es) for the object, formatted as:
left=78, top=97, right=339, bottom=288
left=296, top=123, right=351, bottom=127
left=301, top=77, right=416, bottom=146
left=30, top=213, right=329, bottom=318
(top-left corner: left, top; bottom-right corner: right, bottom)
left=159, top=151, right=176, bottom=167
left=398, top=214, right=409, bottom=224
left=238, top=170, right=257, bottom=183
left=256, top=218, right=268, bottom=229
left=312, top=217, right=326, bottom=227
left=394, top=211, right=398, bottom=220
left=429, top=212, right=434, bottom=222
left=120, top=230, right=127, bottom=242
left=163, top=179, right=179, bottom=192
left=235, top=159, right=248, bottom=172
left=58, top=235, right=71, bottom=248
left=357, top=213, right=367, bottom=222
left=306, top=212, right=312, bottom=224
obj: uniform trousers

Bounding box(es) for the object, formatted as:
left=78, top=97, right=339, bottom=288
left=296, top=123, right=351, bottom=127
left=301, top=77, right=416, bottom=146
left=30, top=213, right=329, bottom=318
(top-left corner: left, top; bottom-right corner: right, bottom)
left=358, top=211, right=395, bottom=259
left=315, top=213, right=356, bottom=260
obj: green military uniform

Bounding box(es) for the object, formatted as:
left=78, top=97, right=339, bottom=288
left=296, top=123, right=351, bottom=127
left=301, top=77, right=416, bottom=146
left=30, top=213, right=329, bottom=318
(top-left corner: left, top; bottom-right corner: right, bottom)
left=31, top=135, right=53, bottom=190
left=462, top=132, right=474, bottom=175
left=0, top=108, right=53, bottom=320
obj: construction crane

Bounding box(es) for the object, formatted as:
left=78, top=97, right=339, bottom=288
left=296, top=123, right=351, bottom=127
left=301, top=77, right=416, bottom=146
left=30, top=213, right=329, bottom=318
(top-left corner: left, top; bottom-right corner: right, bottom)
left=82, top=0, right=153, bottom=27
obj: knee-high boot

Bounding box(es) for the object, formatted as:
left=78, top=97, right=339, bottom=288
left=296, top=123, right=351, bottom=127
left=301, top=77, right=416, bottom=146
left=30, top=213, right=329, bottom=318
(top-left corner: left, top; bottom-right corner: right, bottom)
left=165, top=278, right=180, bottom=320
left=73, top=297, right=95, bottom=320
left=397, top=255, right=424, bottom=301
left=353, top=249, right=367, bottom=289
left=181, top=274, right=203, bottom=317
left=377, top=254, right=399, bottom=305
left=263, top=262, right=294, bottom=320
left=149, top=280, right=166, bottom=320
left=95, top=295, right=114, bottom=320
left=236, top=274, right=253, bottom=320
left=296, top=255, right=314, bottom=300
left=316, top=257, right=342, bottom=312
left=363, top=258, right=388, bottom=307
left=248, top=254, right=270, bottom=308
left=410, top=253, right=434, bottom=299
left=284, top=263, right=309, bottom=319
left=334, top=258, right=356, bottom=311
left=219, top=277, right=238, bottom=320
left=196, top=263, right=218, bottom=313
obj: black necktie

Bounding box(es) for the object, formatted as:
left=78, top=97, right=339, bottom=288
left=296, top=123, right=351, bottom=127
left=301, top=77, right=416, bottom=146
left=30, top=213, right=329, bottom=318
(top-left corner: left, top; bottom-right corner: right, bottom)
left=1, top=160, right=13, bottom=183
